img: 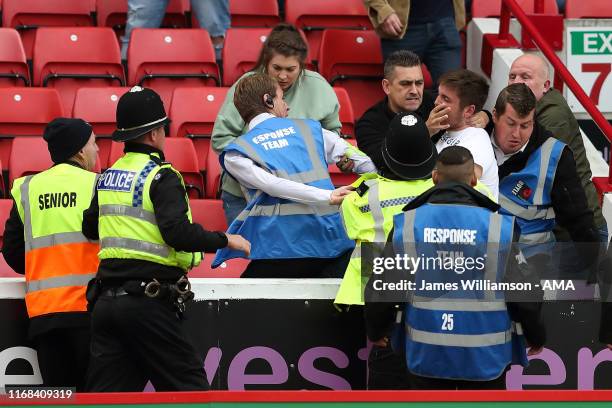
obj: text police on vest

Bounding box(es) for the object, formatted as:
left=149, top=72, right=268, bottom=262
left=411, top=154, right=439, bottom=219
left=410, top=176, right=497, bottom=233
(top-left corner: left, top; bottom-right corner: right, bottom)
left=423, top=228, right=478, bottom=245
left=38, top=192, right=77, bottom=210
left=252, top=127, right=296, bottom=151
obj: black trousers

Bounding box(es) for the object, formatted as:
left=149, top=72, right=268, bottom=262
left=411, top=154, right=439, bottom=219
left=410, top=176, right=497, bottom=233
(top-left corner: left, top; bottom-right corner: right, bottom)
left=241, top=250, right=352, bottom=278
left=367, top=344, right=508, bottom=390
left=34, top=327, right=90, bottom=391
left=86, top=293, right=208, bottom=392
left=367, top=344, right=412, bottom=390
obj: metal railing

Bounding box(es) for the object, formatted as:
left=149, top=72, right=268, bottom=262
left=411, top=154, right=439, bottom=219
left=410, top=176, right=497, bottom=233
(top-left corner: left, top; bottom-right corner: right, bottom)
left=498, top=0, right=612, bottom=181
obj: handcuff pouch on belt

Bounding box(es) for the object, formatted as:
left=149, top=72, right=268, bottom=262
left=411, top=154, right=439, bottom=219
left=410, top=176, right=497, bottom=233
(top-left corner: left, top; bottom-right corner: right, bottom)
left=142, top=276, right=194, bottom=313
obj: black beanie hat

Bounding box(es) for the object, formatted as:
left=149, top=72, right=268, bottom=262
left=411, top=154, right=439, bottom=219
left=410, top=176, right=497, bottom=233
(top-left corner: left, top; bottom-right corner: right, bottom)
left=381, top=112, right=437, bottom=180
left=43, top=118, right=92, bottom=164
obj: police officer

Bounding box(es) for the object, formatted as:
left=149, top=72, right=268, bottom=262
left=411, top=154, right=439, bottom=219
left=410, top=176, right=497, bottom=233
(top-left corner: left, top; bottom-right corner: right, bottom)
left=3, top=118, right=100, bottom=390
left=336, top=113, right=436, bottom=389
left=213, top=73, right=376, bottom=278
left=365, top=146, right=546, bottom=389
left=82, top=87, right=250, bottom=392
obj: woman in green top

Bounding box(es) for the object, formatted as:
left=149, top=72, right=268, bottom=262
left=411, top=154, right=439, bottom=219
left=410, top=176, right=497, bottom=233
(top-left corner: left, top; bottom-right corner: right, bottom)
left=212, top=23, right=342, bottom=224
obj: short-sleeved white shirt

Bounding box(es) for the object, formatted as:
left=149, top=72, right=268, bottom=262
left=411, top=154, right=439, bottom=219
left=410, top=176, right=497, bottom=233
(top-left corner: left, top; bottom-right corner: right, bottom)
left=435, top=127, right=499, bottom=200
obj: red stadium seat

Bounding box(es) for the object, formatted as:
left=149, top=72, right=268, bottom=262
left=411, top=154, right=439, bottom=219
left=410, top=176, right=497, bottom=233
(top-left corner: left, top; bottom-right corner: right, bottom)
left=318, top=29, right=385, bottom=119
left=222, top=28, right=271, bottom=86
left=328, top=163, right=358, bottom=187
left=189, top=255, right=249, bottom=278
left=333, top=87, right=355, bottom=138
left=0, top=28, right=29, bottom=87
left=169, top=87, right=229, bottom=171
left=109, top=138, right=203, bottom=198
left=32, top=27, right=125, bottom=114
left=2, top=0, right=93, bottom=60
left=565, top=0, right=612, bottom=18
left=0, top=199, right=13, bottom=249
left=127, top=28, right=220, bottom=108
left=205, top=144, right=221, bottom=199
left=189, top=199, right=227, bottom=232
left=472, top=0, right=559, bottom=17
left=97, top=0, right=190, bottom=38
left=284, top=0, right=372, bottom=61
left=9, top=137, right=53, bottom=186
left=72, top=87, right=131, bottom=168
left=0, top=88, right=63, bottom=172
left=229, top=0, right=280, bottom=27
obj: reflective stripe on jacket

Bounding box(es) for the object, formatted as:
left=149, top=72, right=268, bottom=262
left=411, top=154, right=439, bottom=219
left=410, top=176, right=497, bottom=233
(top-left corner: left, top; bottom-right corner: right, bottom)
left=12, top=164, right=99, bottom=318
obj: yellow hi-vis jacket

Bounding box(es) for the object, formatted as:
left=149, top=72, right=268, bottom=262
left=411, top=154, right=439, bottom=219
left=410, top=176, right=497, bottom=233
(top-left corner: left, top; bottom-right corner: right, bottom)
left=97, top=151, right=202, bottom=271
left=11, top=164, right=100, bottom=318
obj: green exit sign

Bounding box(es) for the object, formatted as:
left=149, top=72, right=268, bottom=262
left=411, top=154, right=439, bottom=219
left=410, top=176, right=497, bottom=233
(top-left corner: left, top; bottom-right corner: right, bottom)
left=571, top=31, right=612, bottom=55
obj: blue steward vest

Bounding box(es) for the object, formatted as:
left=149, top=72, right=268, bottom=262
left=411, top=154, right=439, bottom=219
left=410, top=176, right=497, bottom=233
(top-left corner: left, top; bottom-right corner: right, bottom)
left=498, top=137, right=565, bottom=257
left=213, top=117, right=354, bottom=267
left=392, top=203, right=524, bottom=381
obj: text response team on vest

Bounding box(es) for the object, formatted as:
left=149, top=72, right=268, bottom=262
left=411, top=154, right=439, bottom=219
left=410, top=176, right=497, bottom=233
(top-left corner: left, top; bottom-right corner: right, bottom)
left=3, top=118, right=100, bottom=391
left=213, top=73, right=377, bottom=278
left=81, top=87, right=250, bottom=392
left=365, top=146, right=546, bottom=390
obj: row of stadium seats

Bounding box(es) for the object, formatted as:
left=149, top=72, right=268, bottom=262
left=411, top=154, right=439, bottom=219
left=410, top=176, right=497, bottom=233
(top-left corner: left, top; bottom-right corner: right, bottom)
left=0, top=0, right=373, bottom=61
left=0, top=197, right=250, bottom=278
left=0, top=26, right=390, bottom=117
left=0, top=85, right=357, bottom=196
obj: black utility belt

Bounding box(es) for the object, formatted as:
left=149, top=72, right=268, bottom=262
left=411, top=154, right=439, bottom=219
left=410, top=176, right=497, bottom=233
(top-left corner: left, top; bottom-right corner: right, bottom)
left=101, top=276, right=192, bottom=300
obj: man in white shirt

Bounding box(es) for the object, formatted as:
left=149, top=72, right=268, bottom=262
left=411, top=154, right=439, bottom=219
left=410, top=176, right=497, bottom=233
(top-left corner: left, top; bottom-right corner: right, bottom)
left=213, top=73, right=377, bottom=278
left=433, top=69, right=498, bottom=200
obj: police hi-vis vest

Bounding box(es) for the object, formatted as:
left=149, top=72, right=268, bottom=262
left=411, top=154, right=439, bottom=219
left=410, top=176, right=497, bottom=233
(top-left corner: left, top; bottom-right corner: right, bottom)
left=213, top=117, right=354, bottom=266
left=97, top=152, right=202, bottom=271
left=498, top=137, right=565, bottom=254
left=392, top=203, right=521, bottom=381
left=335, top=174, right=434, bottom=305
left=11, top=164, right=99, bottom=318
left=335, top=176, right=495, bottom=306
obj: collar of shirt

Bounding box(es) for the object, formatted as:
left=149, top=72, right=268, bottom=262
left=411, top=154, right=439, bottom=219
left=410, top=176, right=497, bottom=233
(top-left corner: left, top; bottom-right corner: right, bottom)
left=490, top=130, right=527, bottom=165
left=248, top=112, right=277, bottom=131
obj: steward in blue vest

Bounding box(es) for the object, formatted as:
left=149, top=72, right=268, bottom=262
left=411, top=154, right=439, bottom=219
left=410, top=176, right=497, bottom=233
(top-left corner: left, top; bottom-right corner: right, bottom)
left=213, top=73, right=376, bottom=278
left=492, top=84, right=600, bottom=275
left=365, top=146, right=546, bottom=389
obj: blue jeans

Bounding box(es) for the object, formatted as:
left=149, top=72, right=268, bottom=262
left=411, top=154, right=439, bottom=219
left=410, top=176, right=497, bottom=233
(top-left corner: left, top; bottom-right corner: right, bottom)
left=121, top=0, right=230, bottom=60
left=381, top=16, right=462, bottom=87
left=221, top=190, right=247, bottom=226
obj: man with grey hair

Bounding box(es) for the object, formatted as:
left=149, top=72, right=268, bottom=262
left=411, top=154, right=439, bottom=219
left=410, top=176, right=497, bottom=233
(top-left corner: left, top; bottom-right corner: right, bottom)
left=508, top=54, right=606, bottom=244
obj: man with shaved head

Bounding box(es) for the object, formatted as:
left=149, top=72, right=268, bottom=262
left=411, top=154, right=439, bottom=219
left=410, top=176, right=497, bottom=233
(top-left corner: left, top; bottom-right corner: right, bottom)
left=508, top=54, right=606, bottom=244
left=432, top=145, right=477, bottom=187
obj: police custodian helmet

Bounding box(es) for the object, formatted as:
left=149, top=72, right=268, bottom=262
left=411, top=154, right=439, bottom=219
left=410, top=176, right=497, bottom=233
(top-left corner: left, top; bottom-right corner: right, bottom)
left=112, top=86, right=171, bottom=142
left=381, top=112, right=437, bottom=181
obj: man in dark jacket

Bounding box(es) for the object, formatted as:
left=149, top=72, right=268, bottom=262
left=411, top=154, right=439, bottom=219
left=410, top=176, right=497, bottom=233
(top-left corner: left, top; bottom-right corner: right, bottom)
left=354, top=50, right=489, bottom=172
left=365, top=146, right=546, bottom=389
left=491, top=84, right=600, bottom=271
left=508, top=53, right=605, bottom=238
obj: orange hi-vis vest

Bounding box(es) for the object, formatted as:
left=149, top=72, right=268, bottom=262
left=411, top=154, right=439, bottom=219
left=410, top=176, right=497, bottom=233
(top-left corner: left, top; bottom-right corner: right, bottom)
left=11, top=163, right=100, bottom=318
